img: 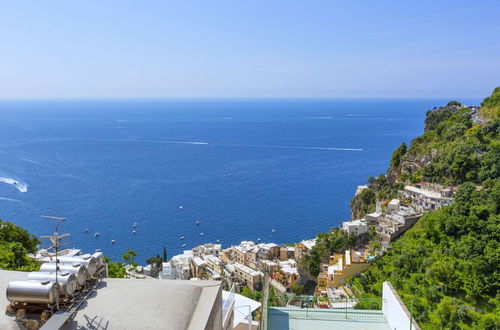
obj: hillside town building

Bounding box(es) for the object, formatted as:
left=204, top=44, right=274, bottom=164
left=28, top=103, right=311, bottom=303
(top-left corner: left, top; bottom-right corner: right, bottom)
left=400, top=183, right=455, bottom=211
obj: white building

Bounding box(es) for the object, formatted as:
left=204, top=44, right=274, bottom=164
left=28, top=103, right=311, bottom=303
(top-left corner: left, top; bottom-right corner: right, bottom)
left=190, top=256, right=207, bottom=278
left=232, top=241, right=257, bottom=265
left=387, top=199, right=401, bottom=213
left=160, top=262, right=175, bottom=280
left=261, top=260, right=278, bottom=273
left=233, top=262, right=263, bottom=291
left=255, top=243, right=280, bottom=261
left=143, top=264, right=152, bottom=276
left=402, top=184, right=454, bottom=211
left=345, top=250, right=351, bottom=266
left=342, top=219, right=368, bottom=236
left=365, top=212, right=383, bottom=225
left=294, top=239, right=317, bottom=260
left=193, top=243, right=222, bottom=258
left=278, top=259, right=297, bottom=269
left=204, top=255, right=223, bottom=274
left=170, top=250, right=193, bottom=280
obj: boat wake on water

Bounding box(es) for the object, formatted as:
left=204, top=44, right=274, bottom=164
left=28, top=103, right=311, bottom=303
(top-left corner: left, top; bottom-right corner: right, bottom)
left=216, top=143, right=364, bottom=152
left=0, top=197, right=22, bottom=203
left=0, top=177, right=28, bottom=193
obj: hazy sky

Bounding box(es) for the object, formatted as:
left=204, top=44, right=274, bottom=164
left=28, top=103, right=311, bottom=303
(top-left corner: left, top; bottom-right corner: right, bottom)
left=1, top=1, right=499, bottom=99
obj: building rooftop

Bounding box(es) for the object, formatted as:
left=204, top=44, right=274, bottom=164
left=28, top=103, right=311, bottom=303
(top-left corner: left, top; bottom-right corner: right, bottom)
left=279, top=259, right=297, bottom=268
left=300, top=239, right=316, bottom=250
left=388, top=199, right=400, bottom=206
left=258, top=243, right=278, bottom=249
left=204, top=255, right=222, bottom=264
left=234, top=262, right=262, bottom=277
left=0, top=270, right=222, bottom=330
left=192, top=256, right=206, bottom=267
left=263, top=260, right=277, bottom=266
left=404, top=185, right=453, bottom=200
left=233, top=241, right=256, bottom=253
left=281, top=267, right=298, bottom=275
left=344, top=219, right=367, bottom=226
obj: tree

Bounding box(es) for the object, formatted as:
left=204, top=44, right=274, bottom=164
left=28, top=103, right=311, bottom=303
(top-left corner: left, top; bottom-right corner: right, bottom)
left=122, top=249, right=138, bottom=266
left=0, top=220, right=40, bottom=271
left=146, top=256, right=163, bottom=268
left=390, top=142, right=407, bottom=169
left=145, top=256, right=163, bottom=278
left=0, top=220, right=40, bottom=253
left=108, top=262, right=126, bottom=278
left=291, top=283, right=305, bottom=295
left=163, top=247, right=168, bottom=261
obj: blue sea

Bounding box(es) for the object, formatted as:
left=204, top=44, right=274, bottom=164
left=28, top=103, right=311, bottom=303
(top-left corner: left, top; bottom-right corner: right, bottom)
left=0, top=98, right=477, bottom=262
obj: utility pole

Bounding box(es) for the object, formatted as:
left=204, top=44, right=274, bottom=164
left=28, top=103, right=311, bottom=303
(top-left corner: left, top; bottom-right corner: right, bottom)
left=40, top=215, right=70, bottom=311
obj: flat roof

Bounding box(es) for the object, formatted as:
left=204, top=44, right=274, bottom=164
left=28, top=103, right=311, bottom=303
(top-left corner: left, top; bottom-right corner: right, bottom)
left=281, top=267, right=298, bottom=275
left=343, top=219, right=367, bottom=226
left=300, top=239, right=316, bottom=250
left=234, top=262, right=262, bottom=277
left=259, top=243, right=278, bottom=249
left=404, top=185, right=453, bottom=200
left=192, top=256, right=206, bottom=267
left=0, top=270, right=222, bottom=330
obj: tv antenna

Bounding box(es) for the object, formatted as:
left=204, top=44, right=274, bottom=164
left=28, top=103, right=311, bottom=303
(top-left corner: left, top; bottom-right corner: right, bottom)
left=40, top=215, right=70, bottom=310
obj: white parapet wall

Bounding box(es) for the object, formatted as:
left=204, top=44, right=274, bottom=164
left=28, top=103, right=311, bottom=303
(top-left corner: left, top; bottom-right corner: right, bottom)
left=382, top=281, right=420, bottom=330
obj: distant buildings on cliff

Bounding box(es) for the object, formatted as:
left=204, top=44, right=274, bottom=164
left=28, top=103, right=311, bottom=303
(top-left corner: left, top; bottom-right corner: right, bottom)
left=345, top=182, right=456, bottom=245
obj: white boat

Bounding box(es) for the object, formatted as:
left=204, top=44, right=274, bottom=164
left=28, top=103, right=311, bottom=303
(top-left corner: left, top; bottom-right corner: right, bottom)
left=180, top=236, right=185, bottom=240
left=84, top=228, right=88, bottom=233
left=132, top=230, right=136, bottom=235
left=111, top=240, right=116, bottom=244
left=179, top=205, right=184, bottom=210
left=215, top=239, right=220, bottom=243
left=133, top=223, right=138, bottom=227
left=257, top=238, right=261, bottom=241
left=195, top=220, right=200, bottom=225
left=271, top=229, right=276, bottom=233
left=200, top=232, right=204, bottom=236
left=182, top=243, right=186, bottom=247
left=94, top=232, right=100, bottom=238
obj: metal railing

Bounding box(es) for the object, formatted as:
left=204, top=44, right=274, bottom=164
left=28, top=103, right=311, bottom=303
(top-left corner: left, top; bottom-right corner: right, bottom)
left=268, top=296, right=385, bottom=320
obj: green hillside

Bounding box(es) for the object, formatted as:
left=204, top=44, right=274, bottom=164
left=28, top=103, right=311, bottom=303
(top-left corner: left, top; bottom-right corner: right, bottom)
left=350, top=88, right=500, bottom=329
left=479, top=87, right=500, bottom=120
left=0, top=219, right=40, bottom=271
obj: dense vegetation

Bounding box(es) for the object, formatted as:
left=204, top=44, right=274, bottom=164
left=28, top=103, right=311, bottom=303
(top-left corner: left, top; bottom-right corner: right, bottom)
left=300, top=228, right=356, bottom=277
left=479, top=87, right=500, bottom=120
left=351, top=89, right=500, bottom=216
left=0, top=220, right=40, bottom=271
left=106, top=257, right=127, bottom=278
left=107, top=249, right=140, bottom=278
left=350, top=88, right=500, bottom=329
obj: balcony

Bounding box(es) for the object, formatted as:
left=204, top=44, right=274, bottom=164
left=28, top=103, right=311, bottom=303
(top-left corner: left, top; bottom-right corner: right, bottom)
left=268, top=298, right=389, bottom=329
left=266, top=281, right=420, bottom=330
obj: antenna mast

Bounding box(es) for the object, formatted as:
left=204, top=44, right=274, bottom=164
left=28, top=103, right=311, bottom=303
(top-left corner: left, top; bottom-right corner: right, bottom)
left=40, top=215, right=70, bottom=311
